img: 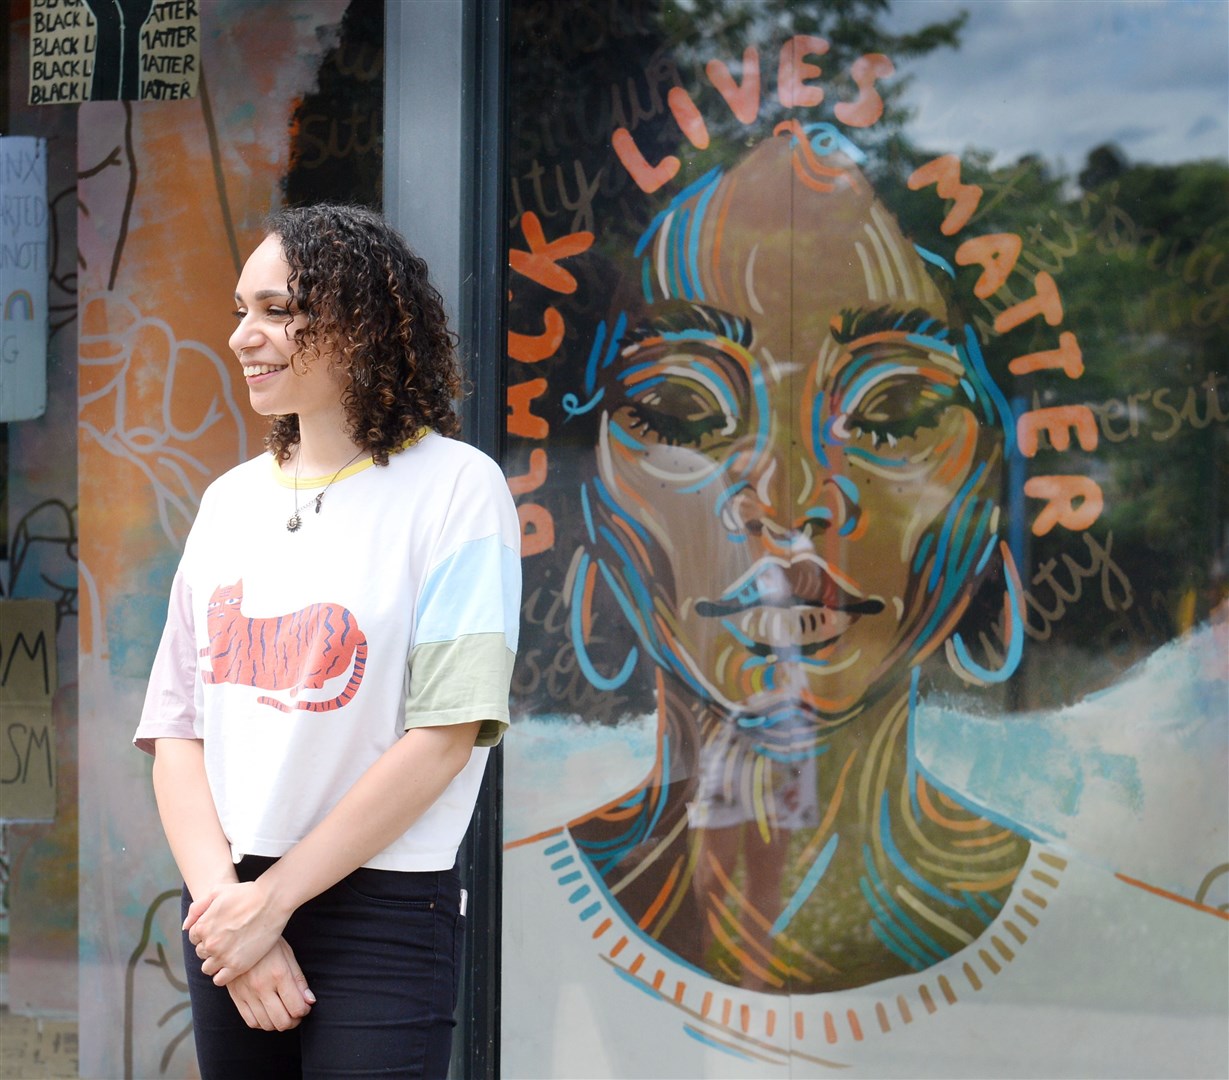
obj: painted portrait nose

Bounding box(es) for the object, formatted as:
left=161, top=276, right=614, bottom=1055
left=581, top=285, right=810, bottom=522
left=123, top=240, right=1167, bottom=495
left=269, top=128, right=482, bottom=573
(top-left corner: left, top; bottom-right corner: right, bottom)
left=721, top=438, right=861, bottom=542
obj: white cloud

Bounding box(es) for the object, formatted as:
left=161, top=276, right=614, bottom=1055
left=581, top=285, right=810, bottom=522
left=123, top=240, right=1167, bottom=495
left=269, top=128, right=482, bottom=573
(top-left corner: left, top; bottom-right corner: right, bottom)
left=889, top=0, right=1228, bottom=170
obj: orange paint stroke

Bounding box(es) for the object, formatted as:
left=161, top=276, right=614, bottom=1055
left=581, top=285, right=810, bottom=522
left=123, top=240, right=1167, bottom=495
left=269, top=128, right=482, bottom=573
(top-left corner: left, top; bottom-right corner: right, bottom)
left=1010, top=330, right=1083, bottom=379
left=701, top=990, right=714, bottom=1019
left=932, top=413, right=979, bottom=486
left=638, top=856, right=683, bottom=932
left=991, top=935, right=1015, bottom=962
left=1004, top=920, right=1028, bottom=944
left=978, top=947, right=1001, bottom=974
left=517, top=503, right=555, bottom=557
left=778, top=34, right=829, bottom=109
left=795, top=1011, right=806, bottom=1040
left=706, top=912, right=787, bottom=989
left=897, top=994, right=913, bottom=1024
left=799, top=750, right=859, bottom=864
left=609, top=936, right=629, bottom=958
left=612, top=127, right=680, bottom=194
left=919, top=984, right=937, bottom=1014
left=908, top=155, right=983, bottom=237
left=651, top=969, right=665, bottom=991
left=952, top=830, right=1014, bottom=849
left=766, top=1010, right=776, bottom=1038
left=668, top=86, right=710, bottom=149
left=507, top=447, right=548, bottom=497
left=833, top=53, right=894, bottom=128
left=581, top=559, right=598, bottom=641
left=628, top=953, right=646, bottom=975
left=875, top=1002, right=890, bottom=1032
left=592, top=917, right=612, bottom=939
left=508, top=211, right=592, bottom=293
left=847, top=1009, right=864, bottom=1041
left=994, top=270, right=1063, bottom=334
left=956, top=233, right=1023, bottom=299
left=674, top=981, right=687, bottom=1004
left=938, top=974, right=957, bottom=1004
left=706, top=46, right=761, bottom=125
left=1115, top=873, right=1229, bottom=921
left=963, top=961, right=983, bottom=990
left=1013, top=903, right=1039, bottom=927
left=1025, top=474, right=1104, bottom=536
left=508, top=306, right=565, bottom=363
left=503, top=826, right=563, bottom=851
left=705, top=855, right=834, bottom=975
left=773, top=119, right=849, bottom=194
left=916, top=776, right=997, bottom=833
left=740, top=1004, right=751, bottom=1033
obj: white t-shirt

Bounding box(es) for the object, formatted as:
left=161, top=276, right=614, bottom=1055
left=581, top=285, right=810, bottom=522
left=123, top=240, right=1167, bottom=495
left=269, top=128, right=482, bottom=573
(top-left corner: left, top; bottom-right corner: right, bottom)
left=134, top=432, right=520, bottom=871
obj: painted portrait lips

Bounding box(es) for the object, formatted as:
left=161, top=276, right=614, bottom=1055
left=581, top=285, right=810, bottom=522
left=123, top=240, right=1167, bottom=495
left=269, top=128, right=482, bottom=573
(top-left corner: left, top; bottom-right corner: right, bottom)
left=695, top=557, right=885, bottom=655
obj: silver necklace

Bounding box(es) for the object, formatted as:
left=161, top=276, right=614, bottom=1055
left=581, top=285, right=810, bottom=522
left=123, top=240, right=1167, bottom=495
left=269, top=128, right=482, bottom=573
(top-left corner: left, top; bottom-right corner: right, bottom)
left=287, top=447, right=367, bottom=532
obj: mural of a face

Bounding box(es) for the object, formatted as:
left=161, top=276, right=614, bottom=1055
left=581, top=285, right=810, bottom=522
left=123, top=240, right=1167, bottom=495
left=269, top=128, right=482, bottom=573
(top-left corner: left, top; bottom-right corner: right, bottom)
left=591, top=132, right=1007, bottom=753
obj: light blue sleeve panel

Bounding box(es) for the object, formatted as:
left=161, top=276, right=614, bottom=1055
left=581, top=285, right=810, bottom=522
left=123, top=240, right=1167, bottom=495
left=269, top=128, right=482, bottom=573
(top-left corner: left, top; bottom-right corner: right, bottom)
left=415, top=533, right=522, bottom=651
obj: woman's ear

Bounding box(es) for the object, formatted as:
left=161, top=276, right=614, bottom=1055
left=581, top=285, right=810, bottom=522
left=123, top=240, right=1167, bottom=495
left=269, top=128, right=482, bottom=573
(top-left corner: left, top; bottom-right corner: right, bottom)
left=944, top=540, right=1026, bottom=686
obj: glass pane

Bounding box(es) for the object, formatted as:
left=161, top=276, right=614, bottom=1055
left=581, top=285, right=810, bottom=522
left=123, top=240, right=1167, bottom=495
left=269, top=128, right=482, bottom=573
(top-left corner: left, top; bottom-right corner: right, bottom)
left=501, top=1, right=1228, bottom=1075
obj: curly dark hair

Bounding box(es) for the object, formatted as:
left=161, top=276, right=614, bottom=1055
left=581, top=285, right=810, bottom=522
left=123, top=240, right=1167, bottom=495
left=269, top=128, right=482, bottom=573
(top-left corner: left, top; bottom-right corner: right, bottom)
left=262, top=203, right=462, bottom=464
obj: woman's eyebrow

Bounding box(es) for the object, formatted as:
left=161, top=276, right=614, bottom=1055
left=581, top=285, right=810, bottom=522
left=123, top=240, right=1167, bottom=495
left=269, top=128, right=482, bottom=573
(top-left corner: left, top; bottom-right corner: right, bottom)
left=830, top=306, right=953, bottom=344
left=233, top=289, right=293, bottom=302
left=624, top=302, right=754, bottom=349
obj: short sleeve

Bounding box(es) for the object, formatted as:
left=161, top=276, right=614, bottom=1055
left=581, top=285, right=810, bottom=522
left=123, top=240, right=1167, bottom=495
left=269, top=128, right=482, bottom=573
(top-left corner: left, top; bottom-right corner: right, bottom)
left=404, top=456, right=521, bottom=747
left=133, top=567, right=202, bottom=755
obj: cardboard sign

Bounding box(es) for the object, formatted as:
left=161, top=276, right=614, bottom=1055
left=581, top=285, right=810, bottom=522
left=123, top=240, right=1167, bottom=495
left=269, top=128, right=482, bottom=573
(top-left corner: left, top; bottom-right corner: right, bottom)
left=0, top=600, right=58, bottom=821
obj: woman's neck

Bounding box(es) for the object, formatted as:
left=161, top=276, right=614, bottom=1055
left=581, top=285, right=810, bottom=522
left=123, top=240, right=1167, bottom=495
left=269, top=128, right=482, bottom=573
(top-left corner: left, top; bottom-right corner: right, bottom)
left=291, top=419, right=367, bottom=478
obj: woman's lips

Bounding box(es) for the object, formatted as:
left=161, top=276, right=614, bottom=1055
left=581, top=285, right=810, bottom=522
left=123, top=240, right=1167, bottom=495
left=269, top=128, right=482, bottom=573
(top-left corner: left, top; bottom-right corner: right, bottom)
left=694, top=556, right=885, bottom=655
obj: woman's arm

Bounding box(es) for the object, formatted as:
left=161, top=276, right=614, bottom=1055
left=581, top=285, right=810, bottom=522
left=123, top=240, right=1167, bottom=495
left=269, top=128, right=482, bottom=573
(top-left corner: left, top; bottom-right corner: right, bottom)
left=153, top=737, right=314, bottom=1026
left=151, top=738, right=237, bottom=899
left=184, top=720, right=482, bottom=985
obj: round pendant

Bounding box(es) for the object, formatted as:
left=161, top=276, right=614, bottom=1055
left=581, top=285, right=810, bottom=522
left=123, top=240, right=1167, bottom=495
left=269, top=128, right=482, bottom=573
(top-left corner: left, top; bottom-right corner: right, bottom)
left=287, top=513, right=302, bottom=533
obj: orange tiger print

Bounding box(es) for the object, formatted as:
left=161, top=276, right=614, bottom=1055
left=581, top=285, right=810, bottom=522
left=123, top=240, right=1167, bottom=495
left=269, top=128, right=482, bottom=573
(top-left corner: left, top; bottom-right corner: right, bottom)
left=199, top=579, right=367, bottom=712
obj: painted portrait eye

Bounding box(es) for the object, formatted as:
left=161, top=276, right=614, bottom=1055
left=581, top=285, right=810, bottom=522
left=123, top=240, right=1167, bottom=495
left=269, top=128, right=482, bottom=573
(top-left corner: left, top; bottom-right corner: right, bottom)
left=828, top=349, right=966, bottom=450
left=615, top=351, right=745, bottom=451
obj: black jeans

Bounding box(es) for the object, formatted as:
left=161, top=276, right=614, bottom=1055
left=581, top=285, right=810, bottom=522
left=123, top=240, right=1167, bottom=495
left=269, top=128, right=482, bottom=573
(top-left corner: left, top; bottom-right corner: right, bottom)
left=182, top=855, right=464, bottom=1079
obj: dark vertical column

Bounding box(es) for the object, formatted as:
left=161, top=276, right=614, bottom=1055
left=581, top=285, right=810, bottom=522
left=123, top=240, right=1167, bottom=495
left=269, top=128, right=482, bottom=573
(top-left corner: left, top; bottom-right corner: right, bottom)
left=453, top=3, right=508, bottom=1075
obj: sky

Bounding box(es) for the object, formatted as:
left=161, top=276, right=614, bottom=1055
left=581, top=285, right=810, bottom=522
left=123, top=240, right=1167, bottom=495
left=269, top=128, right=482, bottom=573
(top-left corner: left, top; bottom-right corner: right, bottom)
left=888, top=0, right=1229, bottom=174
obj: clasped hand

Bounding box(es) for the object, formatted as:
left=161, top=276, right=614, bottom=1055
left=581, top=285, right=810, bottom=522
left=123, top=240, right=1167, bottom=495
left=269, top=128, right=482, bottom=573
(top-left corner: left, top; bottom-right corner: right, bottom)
left=183, top=880, right=287, bottom=986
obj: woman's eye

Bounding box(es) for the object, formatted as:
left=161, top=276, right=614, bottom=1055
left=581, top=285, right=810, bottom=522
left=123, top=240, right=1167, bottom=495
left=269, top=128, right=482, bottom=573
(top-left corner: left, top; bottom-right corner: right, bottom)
left=836, top=371, right=960, bottom=448
left=623, top=378, right=734, bottom=449
left=231, top=309, right=247, bottom=321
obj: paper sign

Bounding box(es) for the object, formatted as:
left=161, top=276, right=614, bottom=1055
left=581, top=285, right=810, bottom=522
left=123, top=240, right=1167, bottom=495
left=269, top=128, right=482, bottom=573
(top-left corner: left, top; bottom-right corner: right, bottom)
left=29, top=0, right=200, bottom=105
left=0, top=600, right=58, bottom=821
left=0, top=136, right=49, bottom=422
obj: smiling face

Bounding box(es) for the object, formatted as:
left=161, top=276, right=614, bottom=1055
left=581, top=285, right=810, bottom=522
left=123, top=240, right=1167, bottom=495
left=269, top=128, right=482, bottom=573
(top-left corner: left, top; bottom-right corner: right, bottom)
left=590, top=135, right=1005, bottom=751
left=228, top=234, right=346, bottom=428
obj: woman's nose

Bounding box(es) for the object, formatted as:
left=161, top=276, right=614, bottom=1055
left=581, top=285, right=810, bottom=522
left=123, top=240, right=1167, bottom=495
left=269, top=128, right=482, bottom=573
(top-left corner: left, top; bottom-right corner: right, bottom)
left=228, top=315, right=256, bottom=357
left=722, top=443, right=860, bottom=540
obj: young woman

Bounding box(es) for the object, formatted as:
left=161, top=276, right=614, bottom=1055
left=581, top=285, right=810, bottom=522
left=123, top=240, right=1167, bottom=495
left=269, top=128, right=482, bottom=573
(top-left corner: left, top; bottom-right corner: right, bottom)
left=133, top=204, right=520, bottom=1077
